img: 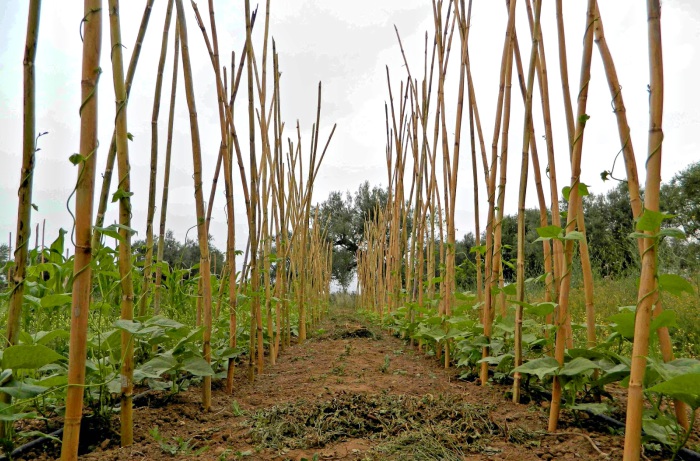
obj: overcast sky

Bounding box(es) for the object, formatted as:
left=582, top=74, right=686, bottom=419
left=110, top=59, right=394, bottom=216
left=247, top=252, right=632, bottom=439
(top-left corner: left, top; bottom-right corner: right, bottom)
left=1, top=1, right=699, bottom=255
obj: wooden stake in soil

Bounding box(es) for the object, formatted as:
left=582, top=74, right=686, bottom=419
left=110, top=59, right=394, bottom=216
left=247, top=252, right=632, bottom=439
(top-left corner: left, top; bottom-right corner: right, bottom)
left=513, top=0, right=541, bottom=404
left=60, top=2, right=101, bottom=459
left=2, top=0, right=41, bottom=442
left=175, top=0, right=214, bottom=411
left=549, top=0, right=596, bottom=431
left=140, top=0, right=174, bottom=317
left=623, top=1, right=666, bottom=458
left=107, top=0, right=137, bottom=445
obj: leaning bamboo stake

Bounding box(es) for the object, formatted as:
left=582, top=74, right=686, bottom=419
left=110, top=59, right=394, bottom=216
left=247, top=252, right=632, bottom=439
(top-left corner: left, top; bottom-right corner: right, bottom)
left=467, top=76, right=483, bottom=302
left=93, top=0, right=154, bottom=249
left=107, top=0, right=136, bottom=445
left=154, top=20, right=180, bottom=318
left=175, top=0, right=214, bottom=411
left=444, top=0, right=470, bottom=367
left=191, top=0, right=241, bottom=390
left=527, top=0, right=562, bottom=310
left=593, top=2, right=688, bottom=429
left=491, top=22, right=515, bottom=321
left=60, top=2, right=100, bottom=459
left=5, top=0, right=41, bottom=350
left=481, top=0, right=517, bottom=386
left=518, top=0, right=558, bottom=345
left=513, top=0, right=541, bottom=404
left=549, top=0, right=596, bottom=432
left=207, top=0, right=239, bottom=395
left=2, top=0, right=41, bottom=442
left=623, top=1, right=666, bottom=457
left=243, top=0, right=263, bottom=379
left=140, top=0, right=174, bottom=317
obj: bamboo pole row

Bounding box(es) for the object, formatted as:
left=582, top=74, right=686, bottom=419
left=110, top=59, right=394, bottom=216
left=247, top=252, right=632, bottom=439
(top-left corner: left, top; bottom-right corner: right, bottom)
left=52, top=1, right=335, bottom=458
left=356, top=3, right=680, bottom=457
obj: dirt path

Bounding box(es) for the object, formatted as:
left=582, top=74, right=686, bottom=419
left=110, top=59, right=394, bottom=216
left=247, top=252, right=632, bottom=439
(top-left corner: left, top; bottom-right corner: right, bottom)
left=63, top=308, right=626, bottom=460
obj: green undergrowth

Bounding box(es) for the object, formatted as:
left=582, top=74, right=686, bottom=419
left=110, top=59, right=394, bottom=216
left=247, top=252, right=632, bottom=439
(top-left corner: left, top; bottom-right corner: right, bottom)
left=247, top=392, right=540, bottom=459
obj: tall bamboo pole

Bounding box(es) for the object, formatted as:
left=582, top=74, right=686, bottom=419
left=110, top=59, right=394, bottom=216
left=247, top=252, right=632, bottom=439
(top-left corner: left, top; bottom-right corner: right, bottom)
left=107, top=0, right=136, bottom=445
left=93, top=0, right=154, bottom=249
left=593, top=2, right=688, bottom=429
left=623, top=1, right=666, bottom=457
left=154, top=20, right=179, bottom=318
left=549, top=0, right=596, bottom=431
left=243, top=0, right=262, bottom=379
left=174, top=0, right=214, bottom=410
left=481, top=0, right=517, bottom=386
left=2, top=0, right=41, bottom=442
left=60, top=2, right=101, bottom=459
left=513, top=0, right=541, bottom=404
left=5, top=0, right=41, bottom=350
left=208, top=0, right=239, bottom=395
left=140, top=0, right=174, bottom=317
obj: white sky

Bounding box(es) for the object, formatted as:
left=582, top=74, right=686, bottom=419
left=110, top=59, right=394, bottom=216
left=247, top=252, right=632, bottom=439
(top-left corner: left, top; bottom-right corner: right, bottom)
left=0, top=1, right=699, bottom=254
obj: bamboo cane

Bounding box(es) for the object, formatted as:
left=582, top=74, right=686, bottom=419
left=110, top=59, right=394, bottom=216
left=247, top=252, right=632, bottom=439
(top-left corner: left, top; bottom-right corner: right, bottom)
left=60, top=2, right=101, bottom=459
left=93, top=0, right=154, bottom=249
left=481, top=0, right=517, bottom=386
left=513, top=0, right=541, bottom=404
left=623, top=1, right=666, bottom=457
left=174, top=0, right=214, bottom=411
left=549, top=0, right=596, bottom=432
left=2, top=0, right=41, bottom=443
left=593, top=3, right=688, bottom=429
left=154, top=20, right=180, bottom=318
left=107, top=0, right=136, bottom=445
left=140, top=0, right=174, bottom=317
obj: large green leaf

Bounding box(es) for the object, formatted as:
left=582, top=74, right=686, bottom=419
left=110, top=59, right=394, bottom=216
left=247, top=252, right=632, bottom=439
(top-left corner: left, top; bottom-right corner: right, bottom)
left=562, top=231, right=586, bottom=241
left=593, top=364, right=630, bottom=387
left=658, top=274, right=695, bottom=297
left=0, top=380, right=48, bottom=399
left=649, top=309, right=678, bottom=331
left=114, top=319, right=143, bottom=334
left=40, top=293, right=73, bottom=308
left=525, top=302, right=556, bottom=318
left=0, top=402, right=38, bottom=422
left=647, top=373, right=700, bottom=409
left=145, top=316, right=184, bottom=329
left=139, top=355, right=178, bottom=378
left=636, top=209, right=673, bottom=232
left=608, top=311, right=636, bottom=340
left=2, top=344, right=64, bottom=370
left=33, top=329, right=70, bottom=346
left=182, top=357, right=214, bottom=377
left=559, top=357, right=601, bottom=377
left=536, top=225, right=563, bottom=239
left=512, top=356, right=560, bottom=380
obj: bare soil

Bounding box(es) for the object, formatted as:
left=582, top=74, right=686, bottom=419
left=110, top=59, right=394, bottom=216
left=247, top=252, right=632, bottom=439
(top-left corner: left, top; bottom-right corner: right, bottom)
left=21, top=308, right=657, bottom=460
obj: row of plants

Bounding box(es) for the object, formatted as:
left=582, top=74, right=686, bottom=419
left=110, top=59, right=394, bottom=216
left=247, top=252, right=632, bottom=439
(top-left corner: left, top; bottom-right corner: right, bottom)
left=380, top=260, right=699, bottom=457
left=2, top=0, right=336, bottom=460
left=356, top=1, right=696, bottom=460
left=0, top=228, right=325, bottom=457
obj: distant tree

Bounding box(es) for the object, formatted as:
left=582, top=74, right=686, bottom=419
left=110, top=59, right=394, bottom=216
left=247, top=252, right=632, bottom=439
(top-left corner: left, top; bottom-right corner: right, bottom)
left=582, top=182, right=639, bottom=277
left=662, top=161, right=700, bottom=240
left=132, top=230, right=226, bottom=276
left=317, top=181, right=388, bottom=291
left=661, top=161, right=700, bottom=270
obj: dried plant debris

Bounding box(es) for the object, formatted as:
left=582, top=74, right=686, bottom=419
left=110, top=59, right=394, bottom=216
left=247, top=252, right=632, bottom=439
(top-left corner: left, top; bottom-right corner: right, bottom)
left=248, top=392, right=540, bottom=458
